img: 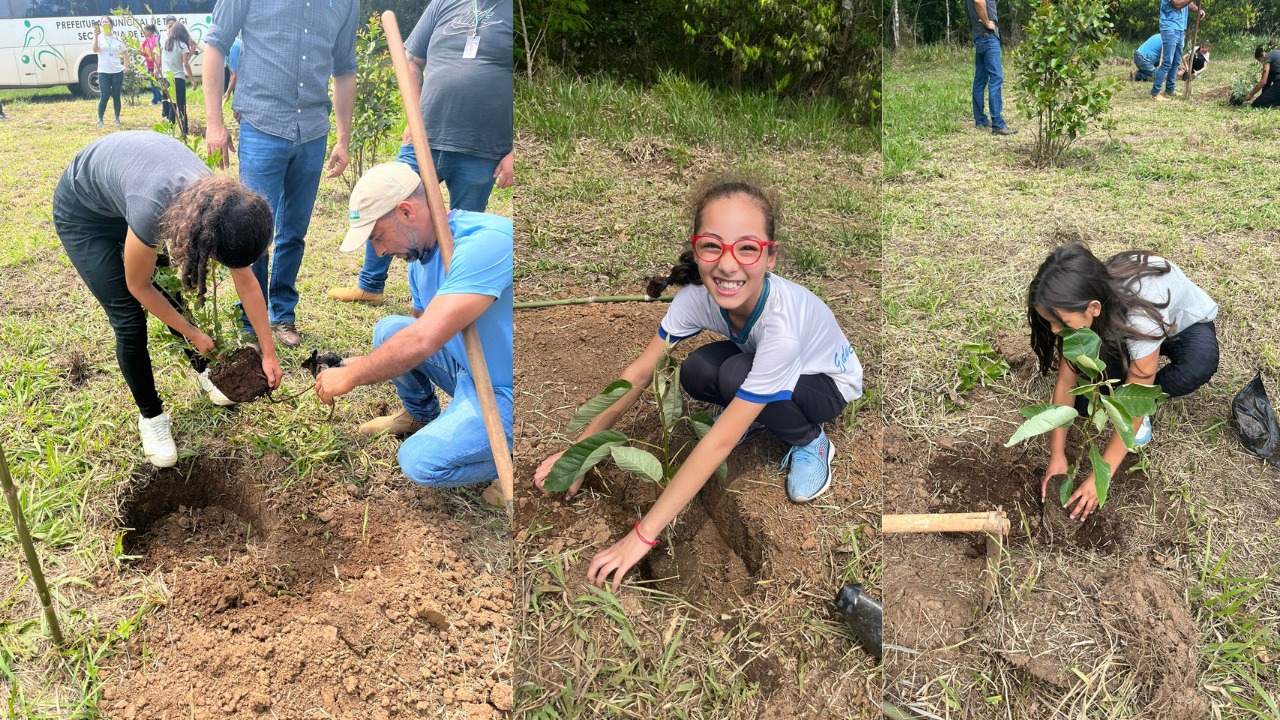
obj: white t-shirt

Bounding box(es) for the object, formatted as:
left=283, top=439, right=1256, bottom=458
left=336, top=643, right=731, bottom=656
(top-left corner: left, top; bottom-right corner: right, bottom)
left=659, top=274, right=863, bottom=404
left=96, top=35, right=126, bottom=74
left=1123, top=256, right=1218, bottom=360
left=162, top=40, right=189, bottom=78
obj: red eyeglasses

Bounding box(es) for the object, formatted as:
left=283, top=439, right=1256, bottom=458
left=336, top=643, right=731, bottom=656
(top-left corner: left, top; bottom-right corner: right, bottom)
left=689, top=235, right=777, bottom=265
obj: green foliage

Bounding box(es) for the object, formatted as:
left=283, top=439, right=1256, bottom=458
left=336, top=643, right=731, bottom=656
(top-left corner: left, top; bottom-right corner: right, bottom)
left=1230, top=65, right=1262, bottom=105
left=543, top=345, right=727, bottom=493
left=952, top=341, right=1009, bottom=397
left=1006, top=327, right=1168, bottom=509
left=1111, top=0, right=1259, bottom=41
left=345, top=14, right=401, bottom=190
left=1016, top=0, right=1118, bottom=166
left=153, top=263, right=237, bottom=357
left=515, top=0, right=591, bottom=78
left=682, top=0, right=838, bottom=91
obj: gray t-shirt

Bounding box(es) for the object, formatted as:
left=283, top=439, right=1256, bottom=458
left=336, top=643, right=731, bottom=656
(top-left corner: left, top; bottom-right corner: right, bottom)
left=1265, top=49, right=1280, bottom=86
left=405, top=0, right=513, bottom=160
left=966, top=0, right=998, bottom=42
left=1124, top=256, right=1219, bottom=360
left=63, top=132, right=211, bottom=247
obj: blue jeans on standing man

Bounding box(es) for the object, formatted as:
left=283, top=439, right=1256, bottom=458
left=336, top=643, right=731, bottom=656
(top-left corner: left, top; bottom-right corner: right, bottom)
left=1134, top=51, right=1158, bottom=81
left=236, top=121, right=328, bottom=328
left=375, top=315, right=514, bottom=488
left=972, top=34, right=1007, bottom=130
left=356, top=144, right=500, bottom=295
left=1152, top=30, right=1184, bottom=96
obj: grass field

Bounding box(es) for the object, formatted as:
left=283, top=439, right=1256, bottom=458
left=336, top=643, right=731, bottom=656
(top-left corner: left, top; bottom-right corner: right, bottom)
left=0, top=85, right=513, bottom=718
left=883, top=42, right=1279, bottom=719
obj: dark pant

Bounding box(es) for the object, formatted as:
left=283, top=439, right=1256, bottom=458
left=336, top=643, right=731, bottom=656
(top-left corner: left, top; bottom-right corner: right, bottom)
left=679, top=341, right=847, bottom=447
left=97, top=71, right=123, bottom=121
left=1073, top=321, right=1219, bottom=415
left=53, top=176, right=198, bottom=418
left=162, top=77, right=188, bottom=134
left=1253, top=83, right=1280, bottom=109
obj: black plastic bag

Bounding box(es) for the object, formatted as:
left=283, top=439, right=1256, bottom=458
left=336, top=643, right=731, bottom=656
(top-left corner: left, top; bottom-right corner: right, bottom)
left=1231, top=372, right=1280, bottom=468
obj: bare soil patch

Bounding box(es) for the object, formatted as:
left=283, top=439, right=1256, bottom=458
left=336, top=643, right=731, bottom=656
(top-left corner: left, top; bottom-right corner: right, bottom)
left=515, top=302, right=880, bottom=717
left=101, top=457, right=512, bottom=720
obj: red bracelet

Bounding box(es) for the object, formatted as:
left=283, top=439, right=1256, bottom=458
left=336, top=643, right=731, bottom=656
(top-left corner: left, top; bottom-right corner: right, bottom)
left=634, top=521, right=658, bottom=546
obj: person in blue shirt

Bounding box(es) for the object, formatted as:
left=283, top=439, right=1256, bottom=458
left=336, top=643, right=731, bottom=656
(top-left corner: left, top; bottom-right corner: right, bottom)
left=1133, top=34, right=1163, bottom=82
left=315, top=163, right=514, bottom=490
left=1151, top=0, right=1206, bottom=101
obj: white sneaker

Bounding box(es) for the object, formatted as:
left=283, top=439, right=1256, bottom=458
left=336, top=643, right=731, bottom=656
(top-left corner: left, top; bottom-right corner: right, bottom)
left=198, top=369, right=236, bottom=407
left=138, top=413, right=178, bottom=468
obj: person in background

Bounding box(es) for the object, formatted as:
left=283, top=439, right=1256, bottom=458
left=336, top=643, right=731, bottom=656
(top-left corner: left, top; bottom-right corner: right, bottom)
left=1243, top=43, right=1280, bottom=108
left=161, top=18, right=196, bottom=136
left=223, top=37, right=242, bottom=113
left=93, top=16, right=128, bottom=127
left=141, top=24, right=162, bottom=105
left=966, top=0, right=1017, bottom=136
left=1151, top=0, right=1205, bottom=101
left=1132, top=33, right=1162, bottom=82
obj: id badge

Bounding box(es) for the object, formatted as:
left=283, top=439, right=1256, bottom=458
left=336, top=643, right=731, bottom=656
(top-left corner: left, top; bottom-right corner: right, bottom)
left=463, top=35, right=480, bottom=59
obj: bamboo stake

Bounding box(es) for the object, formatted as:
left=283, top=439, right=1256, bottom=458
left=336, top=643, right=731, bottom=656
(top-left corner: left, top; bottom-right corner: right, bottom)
left=0, top=444, right=64, bottom=647
left=882, top=511, right=1009, bottom=536
left=1183, top=10, right=1202, bottom=100
left=514, top=295, right=674, bottom=310
left=381, top=12, right=514, bottom=510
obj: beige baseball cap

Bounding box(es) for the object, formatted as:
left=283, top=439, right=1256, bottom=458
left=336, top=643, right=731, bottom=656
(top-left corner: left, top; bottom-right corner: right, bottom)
left=339, top=163, right=422, bottom=252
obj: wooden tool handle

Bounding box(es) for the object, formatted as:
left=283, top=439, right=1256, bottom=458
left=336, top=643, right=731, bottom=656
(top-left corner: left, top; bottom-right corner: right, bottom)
left=382, top=12, right=514, bottom=510
left=882, top=511, right=1010, bottom=536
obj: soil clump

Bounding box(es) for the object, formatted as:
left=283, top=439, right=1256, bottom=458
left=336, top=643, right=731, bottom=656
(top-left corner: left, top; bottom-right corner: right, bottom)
left=208, top=346, right=269, bottom=403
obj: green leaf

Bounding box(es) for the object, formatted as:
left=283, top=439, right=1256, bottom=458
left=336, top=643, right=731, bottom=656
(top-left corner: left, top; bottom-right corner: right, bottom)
left=566, top=380, right=632, bottom=435
left=1089, top=444, right=1112, bottom=506
left=662, top=363, right=684, bottom=432
left=542, top=430, right=628, bottom=492
left=1099, top=396, right=1135, bottom=449
left=609, top=446, right=664, bottom=484
left=1005, top=405, right=1078, bottom=447
left=689, top=412, right=714, bottom=439
left=1059, top=474, right=1076, bottom=507
left=1073, top=352, right=1103, bottom=379
left=1109, top=383, right=1165, bottom=419
left=1019, top=403, right=1059, bottom=419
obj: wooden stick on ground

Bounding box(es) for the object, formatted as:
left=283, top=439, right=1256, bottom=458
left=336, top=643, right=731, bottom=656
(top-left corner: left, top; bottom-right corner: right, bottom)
left=381, top=12, right=514, bottom=510
left=1, top=444, right=64, bottom=647
left=882, top=511, right=1010, bottom=537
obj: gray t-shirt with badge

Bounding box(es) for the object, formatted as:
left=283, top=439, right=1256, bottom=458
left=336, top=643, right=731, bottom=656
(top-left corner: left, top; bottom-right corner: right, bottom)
left=62, top=131, right=210, bottom=247
left=405, top=0, right=513, bottom=160
left=1124, top=256, right=1218, bottom=360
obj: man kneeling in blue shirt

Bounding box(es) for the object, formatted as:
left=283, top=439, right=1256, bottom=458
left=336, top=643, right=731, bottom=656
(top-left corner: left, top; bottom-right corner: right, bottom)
left=316, top=163, right=514, bottom=490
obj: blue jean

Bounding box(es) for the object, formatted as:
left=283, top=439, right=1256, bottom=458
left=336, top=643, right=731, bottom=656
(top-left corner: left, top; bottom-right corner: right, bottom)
left=356, top=145, right=500, bottom=294
left=1152, top=30, right=1184, bottom=96
left=375, top=315, right=514, bottom=488
left=236, top=121, right=327, bottom=327
left=973, top=34, right=1006, bottom=130
left=1134, top=52, right=1157, bottom=81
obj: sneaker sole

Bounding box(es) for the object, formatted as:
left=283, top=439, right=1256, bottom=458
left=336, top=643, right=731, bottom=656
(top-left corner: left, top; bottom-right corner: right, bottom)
left=792, top=441, right=835, bottom=503
left=147, top=453, right=178, bottom=468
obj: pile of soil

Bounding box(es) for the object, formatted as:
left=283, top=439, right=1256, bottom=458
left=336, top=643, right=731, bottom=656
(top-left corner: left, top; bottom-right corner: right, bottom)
left=514, top=303, right=881, bottom=717
left=208, top=346, right=269, bottom=403
left=101, top=458, right=511, bottom=719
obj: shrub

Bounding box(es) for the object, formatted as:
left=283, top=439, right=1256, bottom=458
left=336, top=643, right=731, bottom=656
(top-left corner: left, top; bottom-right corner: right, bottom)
left=343, top=14, right=401, bottom=190
left=1016, top=0, right=1117, bottom=166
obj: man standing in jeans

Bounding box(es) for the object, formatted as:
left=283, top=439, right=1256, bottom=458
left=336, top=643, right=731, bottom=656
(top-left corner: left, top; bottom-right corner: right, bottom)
left=327, top=0, right=514, bottom=307
left=968, top=0, right=1016, bottom=136
left=1152, top=0, right=1206, bottom=101
left=201, top=0, right=360, bottom=347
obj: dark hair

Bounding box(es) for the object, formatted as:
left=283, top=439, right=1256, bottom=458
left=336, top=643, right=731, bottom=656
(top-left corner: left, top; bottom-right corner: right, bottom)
left=1026, top=242, right=1172, bottom=377
left=161, top=176, right=272, bottom=304
left=1257, top=45, right=1267, bottom=61
left=644, top=176, right=780, bottom=298
left=166, top=21, right=193, bottom=52
left=144, top=23, right=157, bottom=34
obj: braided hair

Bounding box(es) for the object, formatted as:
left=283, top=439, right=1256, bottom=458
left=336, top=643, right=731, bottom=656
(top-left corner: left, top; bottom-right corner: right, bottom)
left=645, top=176, right=780, bottom=298
left=160, top=176, right=272, bottom=304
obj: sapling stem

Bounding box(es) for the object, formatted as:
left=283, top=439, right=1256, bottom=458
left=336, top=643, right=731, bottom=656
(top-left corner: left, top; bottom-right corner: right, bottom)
left=514, top=295, right=673, bottom=310
left=0, top=445, right=65, bottom=648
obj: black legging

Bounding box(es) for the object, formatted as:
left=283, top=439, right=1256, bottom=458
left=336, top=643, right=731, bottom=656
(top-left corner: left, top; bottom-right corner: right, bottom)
left=1252, top=82, right=1280, bottom=109
left=53, top=175, right=201, bottom=419
left=1073, top=321, right=1220, bottom=415
left=679, top=340, right=848, bottom=447
left=163, top=77, right=189, bottom=134
left=97, top=70, right=123, bottom=122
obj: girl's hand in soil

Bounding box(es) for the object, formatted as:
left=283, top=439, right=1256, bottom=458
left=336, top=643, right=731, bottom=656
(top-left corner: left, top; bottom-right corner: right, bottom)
left=534, top=451, right=586, bottom=498
left=587, top=528, right=654, bottom=593
left=1064, top=475, right=1099, bottom=521
left=261, top=353, right=282, bottom=390
left=1040, top=452, right=1070, bottom=502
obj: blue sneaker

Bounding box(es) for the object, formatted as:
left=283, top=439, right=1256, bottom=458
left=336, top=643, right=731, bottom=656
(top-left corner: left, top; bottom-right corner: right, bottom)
left=780, top=429, right=834, bottom=502
left=1133, top=416, right=1152, bottom=448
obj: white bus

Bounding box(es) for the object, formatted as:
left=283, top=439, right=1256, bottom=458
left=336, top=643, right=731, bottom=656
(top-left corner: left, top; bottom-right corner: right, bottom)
left=0, top=1, right=212, bottom=97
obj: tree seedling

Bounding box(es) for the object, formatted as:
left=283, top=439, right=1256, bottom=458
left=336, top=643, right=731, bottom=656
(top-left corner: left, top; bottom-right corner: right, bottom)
left=1005, top=327, right=1166, bottom=510
left=542, top=345, right=727, bottom=492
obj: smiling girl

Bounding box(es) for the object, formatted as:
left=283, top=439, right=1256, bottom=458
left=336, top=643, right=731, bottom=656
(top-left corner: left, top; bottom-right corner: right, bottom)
left=534, top=177, right=863, bottom=591
left=1027, top=243, right=1218, bottom=521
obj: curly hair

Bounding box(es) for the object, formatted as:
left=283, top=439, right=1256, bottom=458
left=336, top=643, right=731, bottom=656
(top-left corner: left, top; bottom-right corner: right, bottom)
left=160, top=175, right=272, bottom=303
left=645, top=175, right=781, bottom=297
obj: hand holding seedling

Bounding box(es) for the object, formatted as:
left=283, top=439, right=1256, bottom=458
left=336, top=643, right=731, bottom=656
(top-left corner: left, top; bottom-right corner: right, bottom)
left=190, top=330, right=216, bottom=357
left=315, top=357, right=363, bottom=404
left=534, top=450, right=588, bottom=498
left=261, top=353, right=282, bottom=391
left=1064, top=474, right=1100, bottom=521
